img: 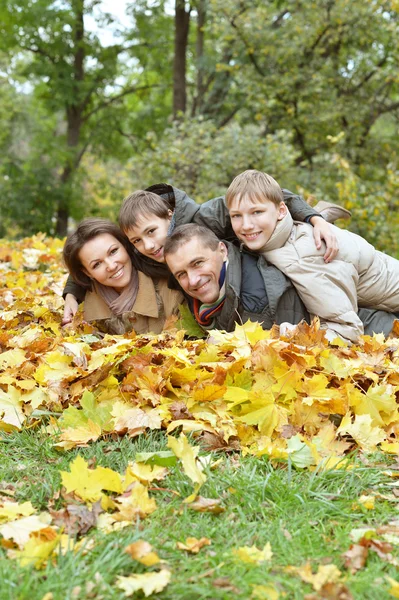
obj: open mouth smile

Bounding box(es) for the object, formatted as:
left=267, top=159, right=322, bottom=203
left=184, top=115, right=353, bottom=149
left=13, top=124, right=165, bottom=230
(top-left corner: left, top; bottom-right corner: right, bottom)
left=242, top=232, right=262, bottom=240
left=151, top=247, right=163, bottom=258
left=110, top=267, right=124, bottom=280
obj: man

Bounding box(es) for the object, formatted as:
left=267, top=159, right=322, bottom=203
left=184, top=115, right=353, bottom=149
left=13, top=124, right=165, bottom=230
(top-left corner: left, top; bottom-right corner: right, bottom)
left=164, top=223, right=399, bottom=337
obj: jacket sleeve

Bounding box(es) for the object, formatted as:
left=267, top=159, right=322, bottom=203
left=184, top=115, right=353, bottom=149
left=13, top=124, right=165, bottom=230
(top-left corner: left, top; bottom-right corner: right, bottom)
left=192, top=190, right=321, bottom=240
left=63, top=274, right=86, bottom=303
left=282, top=189, right=321, bottom=222
left=282, top=258, right=364, bottom=342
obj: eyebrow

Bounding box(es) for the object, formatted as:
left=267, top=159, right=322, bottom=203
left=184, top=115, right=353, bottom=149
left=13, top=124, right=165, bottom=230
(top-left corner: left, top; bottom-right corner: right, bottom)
left=88, top=245, right=116, bottom=266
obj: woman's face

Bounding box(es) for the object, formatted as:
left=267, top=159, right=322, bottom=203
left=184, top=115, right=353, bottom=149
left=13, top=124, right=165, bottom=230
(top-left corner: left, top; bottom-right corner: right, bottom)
left=79, top=233, right=132, bottom=291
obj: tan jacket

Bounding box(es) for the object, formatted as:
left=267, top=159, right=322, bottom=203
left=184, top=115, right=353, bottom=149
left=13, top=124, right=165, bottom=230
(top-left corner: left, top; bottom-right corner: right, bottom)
left=261, top=213, right=399, bottom=342
left=83, top=271, right=184, bottom=335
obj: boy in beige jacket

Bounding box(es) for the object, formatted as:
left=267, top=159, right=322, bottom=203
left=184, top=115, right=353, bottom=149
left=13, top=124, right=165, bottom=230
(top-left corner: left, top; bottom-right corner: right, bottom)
left=225, top=170, right=399, bottom=342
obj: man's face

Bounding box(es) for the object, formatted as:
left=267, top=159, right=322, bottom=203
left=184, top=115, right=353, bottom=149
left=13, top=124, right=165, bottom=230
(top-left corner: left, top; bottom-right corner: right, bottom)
left=124, top=212, right=172, bottom=262
left=166, top=237, right=228, bottom=304
left=229, top=194, right=287, bottom=251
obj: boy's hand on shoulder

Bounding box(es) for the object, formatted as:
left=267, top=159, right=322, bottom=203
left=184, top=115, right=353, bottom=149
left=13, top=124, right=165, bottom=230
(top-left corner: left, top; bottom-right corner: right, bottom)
left=309, top=216, right=339, bottom=263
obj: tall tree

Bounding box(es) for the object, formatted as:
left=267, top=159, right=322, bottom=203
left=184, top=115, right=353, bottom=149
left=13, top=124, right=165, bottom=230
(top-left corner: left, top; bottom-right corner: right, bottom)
left=0, top=0, right=162, bottom=235
left=173, top=0, right=191, bottom=117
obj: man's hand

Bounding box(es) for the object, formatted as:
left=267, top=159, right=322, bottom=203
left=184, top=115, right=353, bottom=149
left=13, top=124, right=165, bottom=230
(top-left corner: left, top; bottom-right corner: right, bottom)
left=62, top=293, right=79, bottom=325
left=309, top=216, right=339, bottom=263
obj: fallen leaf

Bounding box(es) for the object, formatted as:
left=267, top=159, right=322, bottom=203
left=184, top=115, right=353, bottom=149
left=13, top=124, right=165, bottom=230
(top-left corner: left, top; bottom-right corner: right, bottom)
left=124, top=540, right=160, bottom=566
left=116, top=569, right=171, bottom=597
left=176, top=537, right=211, bottom=553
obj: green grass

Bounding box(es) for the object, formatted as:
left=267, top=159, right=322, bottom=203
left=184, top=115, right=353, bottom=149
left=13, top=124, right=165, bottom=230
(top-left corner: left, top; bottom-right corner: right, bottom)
left=1, top=430, right=398, bottom=600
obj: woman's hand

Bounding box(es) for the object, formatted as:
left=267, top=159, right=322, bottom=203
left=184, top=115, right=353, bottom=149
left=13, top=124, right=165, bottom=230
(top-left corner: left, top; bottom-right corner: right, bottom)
left=309, top=216, right=339, bottom=263
left=62, top=293, right=79, bottom=325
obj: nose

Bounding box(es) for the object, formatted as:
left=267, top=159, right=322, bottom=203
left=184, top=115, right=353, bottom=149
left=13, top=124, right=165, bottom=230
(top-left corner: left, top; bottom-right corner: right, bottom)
left=241, top=214, right=254, bottom=230
left=187, top=270, right=201, bottom=288
left=143, top=237, right=155, bottom=251
left=105, top=257, right=117, bottom=271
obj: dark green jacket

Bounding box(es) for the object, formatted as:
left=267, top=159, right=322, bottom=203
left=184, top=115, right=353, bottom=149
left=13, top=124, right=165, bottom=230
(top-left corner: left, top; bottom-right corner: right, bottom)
left=199, top=241, right=310, bottom=332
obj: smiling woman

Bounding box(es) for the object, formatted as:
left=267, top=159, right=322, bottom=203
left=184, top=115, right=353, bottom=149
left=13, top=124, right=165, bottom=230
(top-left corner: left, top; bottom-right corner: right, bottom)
left=63, top=218, right=183, bottom=335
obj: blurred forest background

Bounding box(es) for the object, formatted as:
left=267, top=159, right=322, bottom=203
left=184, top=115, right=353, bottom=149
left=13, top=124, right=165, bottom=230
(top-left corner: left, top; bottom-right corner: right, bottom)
left=0, top=0, right=398, bottom=255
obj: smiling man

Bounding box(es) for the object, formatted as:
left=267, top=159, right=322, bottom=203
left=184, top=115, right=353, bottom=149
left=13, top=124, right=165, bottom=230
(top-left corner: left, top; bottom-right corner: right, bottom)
left=164, top=224, right=311, bottom=331
left=164, top=224, right=399, bottom=337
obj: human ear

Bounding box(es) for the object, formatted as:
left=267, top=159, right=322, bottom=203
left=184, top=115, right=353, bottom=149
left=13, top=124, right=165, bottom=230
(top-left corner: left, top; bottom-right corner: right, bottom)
left=220, top=242, right=228, bottom=260
left=167, top=209, right=173, bottom=219
left=277, top=202, right=288, bottom=221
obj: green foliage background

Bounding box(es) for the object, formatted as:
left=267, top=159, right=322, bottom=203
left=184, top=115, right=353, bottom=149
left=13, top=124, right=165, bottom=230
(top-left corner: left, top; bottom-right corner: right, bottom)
left=0, top=0, right=398, bottom=255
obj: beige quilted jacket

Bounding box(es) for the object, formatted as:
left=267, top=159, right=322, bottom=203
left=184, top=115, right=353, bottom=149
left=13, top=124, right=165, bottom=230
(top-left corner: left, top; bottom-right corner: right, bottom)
left=261, top=213, right=399, bottom=342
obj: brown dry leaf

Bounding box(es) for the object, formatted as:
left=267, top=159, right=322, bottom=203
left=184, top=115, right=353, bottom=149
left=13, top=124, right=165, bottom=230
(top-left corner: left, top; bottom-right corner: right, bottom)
left=176, top=537, right=211, bottom=554
left=189, top=496, right=225, bottom=514
left=304, top=582, right=353, bottom=599
left=124, top=540, right=160, bottom=566
left=342, top=543, right=368, bottom=574
left=212, top=578, right=240, bottom=593
left=200, top=431, right=241, bottom=452
left=50, top=501, right=102, bottom=535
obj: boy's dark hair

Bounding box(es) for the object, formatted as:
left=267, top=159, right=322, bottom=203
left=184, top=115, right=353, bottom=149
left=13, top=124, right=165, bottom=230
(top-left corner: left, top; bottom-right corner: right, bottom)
left=119, top=190, right=171, bottom=232
left=225, top=169, right=284, bottom=208
left=63, top=218, right=133, bottom=290
left=164, top=224, right=220, bottom=257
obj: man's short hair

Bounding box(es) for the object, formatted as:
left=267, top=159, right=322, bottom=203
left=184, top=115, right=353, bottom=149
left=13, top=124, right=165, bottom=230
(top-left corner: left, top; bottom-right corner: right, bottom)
left=164, top=224, right=220, bottom=257
left=225, top=169, right=284, bottom=208
left=119, top=190, right=171, bottom=231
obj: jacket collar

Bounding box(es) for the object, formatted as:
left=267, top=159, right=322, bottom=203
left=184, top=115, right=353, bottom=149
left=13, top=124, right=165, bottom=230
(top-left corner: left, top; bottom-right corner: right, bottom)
left=261, top=212, right=294, bottom=252
left=84, top=271, right=159, bottom=321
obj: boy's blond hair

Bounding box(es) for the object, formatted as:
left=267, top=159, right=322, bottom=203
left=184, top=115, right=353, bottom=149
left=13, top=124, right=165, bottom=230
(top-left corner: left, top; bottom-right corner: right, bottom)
left=119, top=190, right=171, bottom=232
left=225, top=169, right=284, bottom=208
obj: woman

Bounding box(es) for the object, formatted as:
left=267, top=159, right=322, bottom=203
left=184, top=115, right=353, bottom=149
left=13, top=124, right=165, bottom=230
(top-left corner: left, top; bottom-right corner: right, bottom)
left=63, top=218, right=183, bottom=335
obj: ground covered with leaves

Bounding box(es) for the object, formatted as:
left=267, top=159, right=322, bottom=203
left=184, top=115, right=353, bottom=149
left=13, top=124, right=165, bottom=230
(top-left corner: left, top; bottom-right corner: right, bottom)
left=2, top=235, right=399, bottom=600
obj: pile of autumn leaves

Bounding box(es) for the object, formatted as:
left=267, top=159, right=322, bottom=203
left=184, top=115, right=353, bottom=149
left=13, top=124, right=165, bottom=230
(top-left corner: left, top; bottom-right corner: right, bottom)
left=2, top=234, right=399, bottom=596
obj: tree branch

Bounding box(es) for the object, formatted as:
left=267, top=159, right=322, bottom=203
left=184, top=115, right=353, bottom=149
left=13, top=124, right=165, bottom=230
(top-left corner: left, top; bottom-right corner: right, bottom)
left=82, top=84, right=160, bottom=122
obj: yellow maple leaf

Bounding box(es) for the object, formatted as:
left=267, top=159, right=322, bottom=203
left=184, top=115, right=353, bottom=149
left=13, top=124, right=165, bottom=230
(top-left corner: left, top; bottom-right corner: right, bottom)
left=125, top=540, right=160, bottom=566
left=113, top=407, right=162, bottom=436
left=290, top=562, right=341, bottom=591
left=233, top=542, right=273, bottom=564
left=351, top=383, right=398, bottom=427
left=193, top=384, right=226, bottom=402
left=13, top=529, right=60, bottom=568
left=176, top=537, right=211, bottom=553
left=117, top=569, right=171, bottom=597
left=0, top=501, right=35, bottom=523
left=251, top=584, right=280, bottom=599
left=302, top=374, right=342, bottom=406
left=124, top=462, right=167, bottom=487
left=114, top=482, right=157, bottom=520
left=60, top=455, right=122, bottom=502
left=352, top=494, right=375, bottom=510
left=0, top=513, right=52, bottom=547
left=337, top=413, right=386, bottom=452
left=386, top=576, right=399, bottom=598
left=0, top=350, right=25, bottom=371
left=167, top=433, right=206, bottom=490
left=0, top=386, right=25, bottom=428
left=57, top=419, right=102, bottom=450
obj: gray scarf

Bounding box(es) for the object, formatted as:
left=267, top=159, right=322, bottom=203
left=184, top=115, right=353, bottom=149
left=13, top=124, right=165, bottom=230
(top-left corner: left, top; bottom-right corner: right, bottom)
left=93, top=263, right=139, bottom=316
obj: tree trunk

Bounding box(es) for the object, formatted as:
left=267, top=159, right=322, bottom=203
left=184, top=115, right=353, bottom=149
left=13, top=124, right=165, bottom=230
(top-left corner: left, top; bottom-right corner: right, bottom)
left=192, top=0, right=206, bottom=115
left=173, top=0, right=191, bottom=118
left=54, top=0, right=85, bottom=236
